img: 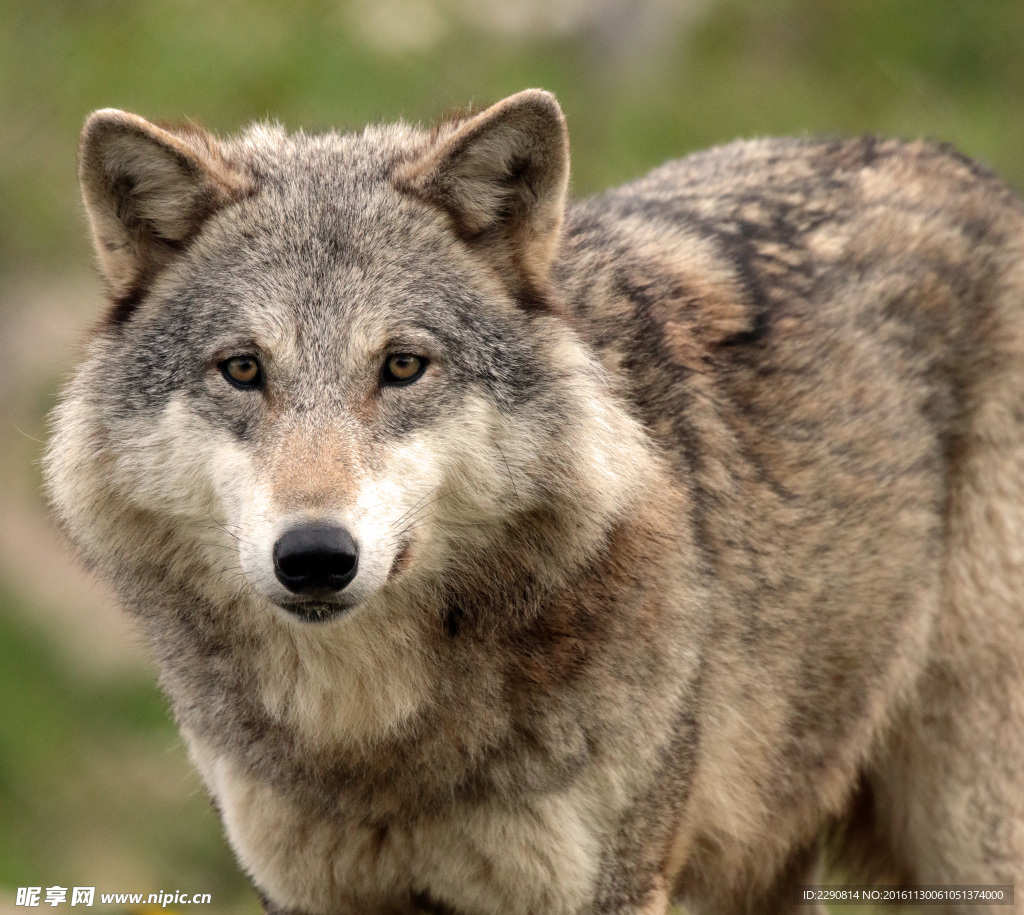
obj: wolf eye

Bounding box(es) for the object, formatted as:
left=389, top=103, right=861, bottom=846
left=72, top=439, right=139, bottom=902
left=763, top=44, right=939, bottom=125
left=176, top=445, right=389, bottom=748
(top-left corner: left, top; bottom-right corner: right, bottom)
left=220, top=355, right=263, bottom=390
left=382, top=354, right=427, bottom=386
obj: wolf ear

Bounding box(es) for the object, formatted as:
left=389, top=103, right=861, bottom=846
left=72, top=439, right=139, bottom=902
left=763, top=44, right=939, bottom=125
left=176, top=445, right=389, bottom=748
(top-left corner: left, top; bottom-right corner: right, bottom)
left=396, top=89, right=570, bottom=296
left=78, top=109, right=252, bottom=309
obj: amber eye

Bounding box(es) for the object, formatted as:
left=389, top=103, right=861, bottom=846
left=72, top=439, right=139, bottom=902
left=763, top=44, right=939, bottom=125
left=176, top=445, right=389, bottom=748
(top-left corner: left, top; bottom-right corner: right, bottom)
left=219, top=355, right=263, bottom=390
left=382, top=353, right=427, bottom=386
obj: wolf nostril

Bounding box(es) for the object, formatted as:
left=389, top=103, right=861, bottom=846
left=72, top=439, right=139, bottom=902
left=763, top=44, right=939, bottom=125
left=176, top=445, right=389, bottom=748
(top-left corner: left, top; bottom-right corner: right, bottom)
left=273, top=524, right=359, bottom=594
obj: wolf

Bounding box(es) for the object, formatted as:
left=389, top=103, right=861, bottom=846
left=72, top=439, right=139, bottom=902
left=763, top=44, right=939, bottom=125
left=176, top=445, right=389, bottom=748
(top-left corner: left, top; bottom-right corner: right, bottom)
left=45, top=89, right=1024, bottom=914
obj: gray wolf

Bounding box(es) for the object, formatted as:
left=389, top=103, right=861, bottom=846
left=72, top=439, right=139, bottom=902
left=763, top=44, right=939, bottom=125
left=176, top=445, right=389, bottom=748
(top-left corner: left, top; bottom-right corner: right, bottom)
left=45, top=90, right=1024, bottom=913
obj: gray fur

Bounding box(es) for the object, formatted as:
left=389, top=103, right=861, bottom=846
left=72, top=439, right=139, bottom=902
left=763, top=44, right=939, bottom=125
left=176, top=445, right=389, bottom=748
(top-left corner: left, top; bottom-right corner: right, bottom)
left=46, top=92, right=1024, bottom=913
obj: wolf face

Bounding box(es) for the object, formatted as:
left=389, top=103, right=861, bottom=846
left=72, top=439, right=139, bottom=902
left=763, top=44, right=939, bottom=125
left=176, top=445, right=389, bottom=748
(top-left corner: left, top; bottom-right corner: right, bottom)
left=53, top=96, right=647, bottom=627
left=46, top=91, right=1024, bottom=914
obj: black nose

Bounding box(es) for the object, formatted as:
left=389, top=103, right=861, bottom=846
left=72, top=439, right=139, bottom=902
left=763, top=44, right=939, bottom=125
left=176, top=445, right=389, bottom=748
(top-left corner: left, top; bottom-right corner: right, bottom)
left=273, top=524, right=359, bottom=594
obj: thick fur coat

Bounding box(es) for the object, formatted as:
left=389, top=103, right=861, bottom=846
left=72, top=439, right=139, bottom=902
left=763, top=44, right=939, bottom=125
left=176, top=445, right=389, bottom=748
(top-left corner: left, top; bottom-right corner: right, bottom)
left=46, top=90, right=1024, bottom=913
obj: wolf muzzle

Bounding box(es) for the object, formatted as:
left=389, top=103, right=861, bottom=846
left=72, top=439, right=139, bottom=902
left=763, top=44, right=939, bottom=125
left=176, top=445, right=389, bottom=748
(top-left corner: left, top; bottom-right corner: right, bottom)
left=272, top=523, right=359, bottom=596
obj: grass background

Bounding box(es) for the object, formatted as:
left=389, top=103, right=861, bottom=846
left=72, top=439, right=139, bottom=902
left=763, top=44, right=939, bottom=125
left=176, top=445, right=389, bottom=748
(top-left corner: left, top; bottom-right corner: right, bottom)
left=2, top=0, right=1023, bottom=911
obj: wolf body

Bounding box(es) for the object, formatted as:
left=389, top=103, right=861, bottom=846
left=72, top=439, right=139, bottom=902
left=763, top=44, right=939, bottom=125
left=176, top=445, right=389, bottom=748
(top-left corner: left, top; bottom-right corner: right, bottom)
left=46, top=91, right=1024, bottom=914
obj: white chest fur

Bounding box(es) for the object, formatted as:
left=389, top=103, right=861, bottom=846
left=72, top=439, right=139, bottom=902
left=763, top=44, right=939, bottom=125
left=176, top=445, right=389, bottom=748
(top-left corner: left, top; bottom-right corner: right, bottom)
left=186, top=732, right=618, bottom=915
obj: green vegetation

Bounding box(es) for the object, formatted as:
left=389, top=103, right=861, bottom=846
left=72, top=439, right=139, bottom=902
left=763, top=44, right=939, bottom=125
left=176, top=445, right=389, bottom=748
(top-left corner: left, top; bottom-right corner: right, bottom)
left=0, top=584, right=255, bottom=911
left=2, top=0, right=1024, bottom=272
left=3, top=0, right=1020, bottom=909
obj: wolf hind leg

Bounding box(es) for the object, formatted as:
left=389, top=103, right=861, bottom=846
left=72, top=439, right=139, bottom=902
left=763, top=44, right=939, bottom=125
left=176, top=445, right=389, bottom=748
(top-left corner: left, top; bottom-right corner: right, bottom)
left=865, top=666, right=1024, bottom=912
left=863, top=363, right=1024, bottom=908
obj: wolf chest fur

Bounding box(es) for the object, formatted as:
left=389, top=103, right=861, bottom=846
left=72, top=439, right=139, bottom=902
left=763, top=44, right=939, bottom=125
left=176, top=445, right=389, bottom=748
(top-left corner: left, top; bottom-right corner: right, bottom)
left=46, top=90, right=1024, bottom=913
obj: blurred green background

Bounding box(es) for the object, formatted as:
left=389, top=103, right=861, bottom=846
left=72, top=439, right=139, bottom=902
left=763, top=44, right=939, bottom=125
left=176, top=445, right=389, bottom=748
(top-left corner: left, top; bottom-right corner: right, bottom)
left=2, top=0, right=1023, bottom=912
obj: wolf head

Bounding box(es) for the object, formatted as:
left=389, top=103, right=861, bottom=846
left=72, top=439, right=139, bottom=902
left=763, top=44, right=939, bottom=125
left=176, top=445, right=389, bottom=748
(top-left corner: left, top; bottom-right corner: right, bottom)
left=47, top=91, right=654, bottom=647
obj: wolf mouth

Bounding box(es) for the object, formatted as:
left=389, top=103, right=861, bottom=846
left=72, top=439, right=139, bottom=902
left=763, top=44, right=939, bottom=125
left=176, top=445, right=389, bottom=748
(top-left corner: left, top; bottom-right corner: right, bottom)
left=275, top=599, right=350, bottom=623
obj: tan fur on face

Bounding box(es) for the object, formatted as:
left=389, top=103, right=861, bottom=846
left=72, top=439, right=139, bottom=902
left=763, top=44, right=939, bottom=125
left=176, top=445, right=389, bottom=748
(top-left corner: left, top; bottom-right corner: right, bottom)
left=263, top=416, right=364, bottom=515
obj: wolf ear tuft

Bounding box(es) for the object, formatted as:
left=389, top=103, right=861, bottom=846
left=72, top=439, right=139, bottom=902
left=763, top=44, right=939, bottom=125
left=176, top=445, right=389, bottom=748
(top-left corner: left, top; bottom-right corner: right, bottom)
left=78, top=109, right=252, bottom=308
left=396, top=89, right=570, bottom=295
